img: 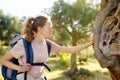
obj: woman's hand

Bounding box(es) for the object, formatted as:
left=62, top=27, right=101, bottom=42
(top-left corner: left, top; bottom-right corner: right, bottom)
left=18, top=63, right=31, bottom=72
left=90, top=33, right=94, bottom=45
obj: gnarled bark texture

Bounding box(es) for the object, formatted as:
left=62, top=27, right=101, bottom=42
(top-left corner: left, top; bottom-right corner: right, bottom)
left=94, top=0, right=120, bottom=80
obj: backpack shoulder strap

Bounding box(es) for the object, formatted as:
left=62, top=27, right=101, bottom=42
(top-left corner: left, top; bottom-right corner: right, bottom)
left=46, top=39, right=51, bottom=56
left=22, top=39, right=34, bottom=63
left=22, top=39, right=34, bottom=80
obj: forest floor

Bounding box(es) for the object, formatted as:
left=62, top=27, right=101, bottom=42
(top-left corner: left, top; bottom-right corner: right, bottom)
left=45, top=57, right=112, bottom=80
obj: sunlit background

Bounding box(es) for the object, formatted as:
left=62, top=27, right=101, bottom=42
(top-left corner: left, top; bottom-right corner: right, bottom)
left=0, top=0, right=100, bottom=18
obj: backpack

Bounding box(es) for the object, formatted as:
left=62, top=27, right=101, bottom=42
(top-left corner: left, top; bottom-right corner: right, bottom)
left=1, top=34, right=51, bottom=80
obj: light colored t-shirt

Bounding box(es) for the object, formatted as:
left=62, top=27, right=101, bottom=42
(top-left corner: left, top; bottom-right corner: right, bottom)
left=9, top=39, right=61, bottom=80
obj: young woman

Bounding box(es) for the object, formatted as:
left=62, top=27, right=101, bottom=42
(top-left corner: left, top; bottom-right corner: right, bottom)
left=1, top=15, right=93, bottom=80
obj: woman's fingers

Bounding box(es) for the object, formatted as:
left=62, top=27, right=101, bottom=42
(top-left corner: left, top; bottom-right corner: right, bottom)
left=23, top=63, right=31, bottom=71
left=90, top=33, right=94, bottom=44
left=19, top=63, right=31, bottom=72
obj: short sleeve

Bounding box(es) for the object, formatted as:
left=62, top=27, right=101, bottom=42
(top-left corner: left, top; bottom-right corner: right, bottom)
left=9, top=39, right=25, bottom=59
left=48, top=40, right=61, bottom=56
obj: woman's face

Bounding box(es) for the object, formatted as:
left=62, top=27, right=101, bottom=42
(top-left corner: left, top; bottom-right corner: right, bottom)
left=38, top=20, right=53, bottom=38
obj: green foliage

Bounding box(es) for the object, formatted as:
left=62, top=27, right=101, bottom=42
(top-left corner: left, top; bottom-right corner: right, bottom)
left=59, top=53, right=70, bottom=68
left=0, top=9, right=22, bottom=45
left=103, top=71, right=110, bottom=75
left=0, top=41, right=9, bottom=57
left=0, top=42, right=5, bottom=56
left=95, top=70, right=110, bottom=76
left=44, top=0, right=99, bottom=45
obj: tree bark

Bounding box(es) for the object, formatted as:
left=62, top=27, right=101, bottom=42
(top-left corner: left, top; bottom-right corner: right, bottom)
left=94, top=0, right=120, bottom=80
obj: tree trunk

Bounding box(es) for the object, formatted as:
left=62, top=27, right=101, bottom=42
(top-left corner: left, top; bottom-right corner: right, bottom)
left=65, top=30, right=78, bottom=80
left=94, top=0, right=120, bottom=80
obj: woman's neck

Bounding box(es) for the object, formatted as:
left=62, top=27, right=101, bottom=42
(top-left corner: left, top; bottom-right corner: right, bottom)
left=33, top=34, right=44, bottom=44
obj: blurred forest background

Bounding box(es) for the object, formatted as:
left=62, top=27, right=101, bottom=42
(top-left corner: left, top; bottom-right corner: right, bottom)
left=0, top=0, right=112, bottom=80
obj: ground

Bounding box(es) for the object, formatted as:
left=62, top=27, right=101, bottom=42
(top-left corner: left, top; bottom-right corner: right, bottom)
left=45, top=57, right=112, bottom=80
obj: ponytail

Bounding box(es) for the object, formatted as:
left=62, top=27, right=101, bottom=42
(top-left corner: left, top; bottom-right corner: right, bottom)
left=22, top=18, right=36, bottom=43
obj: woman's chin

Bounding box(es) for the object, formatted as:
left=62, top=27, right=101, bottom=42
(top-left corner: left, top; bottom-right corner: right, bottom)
left=45, top=34, right=52, bottom=38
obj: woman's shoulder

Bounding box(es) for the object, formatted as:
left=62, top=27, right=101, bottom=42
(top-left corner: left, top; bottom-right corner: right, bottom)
left=45, top=39, right=61, bottom=48
left=45, top=39, right=55, bottom=44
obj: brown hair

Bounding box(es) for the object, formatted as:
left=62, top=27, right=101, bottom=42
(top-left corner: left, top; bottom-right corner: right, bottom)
left=22, top=16, right=48, bottom=43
